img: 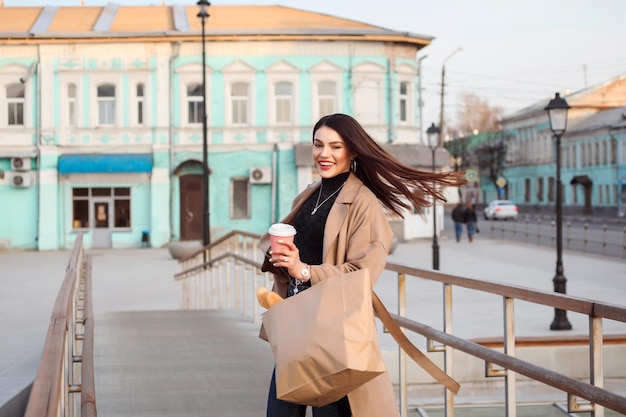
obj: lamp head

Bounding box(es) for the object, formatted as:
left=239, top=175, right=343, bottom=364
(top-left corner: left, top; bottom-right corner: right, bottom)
left=197, top=0, right=210, bottom=19
left=544, top=92, right=571, bottom=135
left=426, top=122, right=440, bottom=150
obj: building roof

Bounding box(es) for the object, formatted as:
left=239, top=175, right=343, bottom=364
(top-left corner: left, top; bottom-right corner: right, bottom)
left=567, top=106, right=626, bottom=135
left=502, top=73, right=626, bottom=123
left=0, top=4, right=432, bottom=47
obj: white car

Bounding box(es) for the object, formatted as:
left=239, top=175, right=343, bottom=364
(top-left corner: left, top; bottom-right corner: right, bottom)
left=483, top=200, right=518, bottom=220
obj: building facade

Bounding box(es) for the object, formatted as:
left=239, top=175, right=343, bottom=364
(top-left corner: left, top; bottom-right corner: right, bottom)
left=0, top=4, right=440, bottom=250
left=499, top=76, right=626, bottom=217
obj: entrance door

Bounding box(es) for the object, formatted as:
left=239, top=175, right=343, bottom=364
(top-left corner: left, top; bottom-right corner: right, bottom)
left=180, top=175, right=203, bottom=241
left=92, top=199, right=112, bottom=248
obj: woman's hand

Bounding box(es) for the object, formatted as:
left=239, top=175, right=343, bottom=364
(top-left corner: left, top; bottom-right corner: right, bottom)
left=269, top=240, right=310, bottom=282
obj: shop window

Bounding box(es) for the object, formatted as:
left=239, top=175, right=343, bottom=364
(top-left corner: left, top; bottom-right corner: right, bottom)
left=231, top=178, right=249, bottom=219
left=71, top=187, right=131, bottom=229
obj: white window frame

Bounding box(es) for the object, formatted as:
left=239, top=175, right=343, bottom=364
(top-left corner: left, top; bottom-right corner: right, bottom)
left=230, top=82, right=250, bottom=126
left=96, top=83, right=117, bottom=126
left=222, top=60, right=256, bottom=127
left=230, top=177, right=250, bottom=219
left=176, top=63, right=212, bottom=128
left=7, top=83, right=25, bottom=126
left=136, top=82, right=145, bottom=126
left=352, top=62, right=386, bottom=125
left=309, top=60, right=342, bottom=122
left=186, top=83, right=204, bottom=125
left=67, top=83, right=77, bottom=127
left=266, top=60, right=299, bottom=126
left=273, top=81, right=293, bottom=125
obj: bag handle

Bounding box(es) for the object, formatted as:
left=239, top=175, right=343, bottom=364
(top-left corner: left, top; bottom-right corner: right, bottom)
left=371, top=291, right=461, bottom=394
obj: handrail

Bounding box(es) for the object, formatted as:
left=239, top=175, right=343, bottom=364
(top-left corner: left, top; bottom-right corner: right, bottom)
left=24, top=234, right=96, bottom=417
left=175, top=230, right=626, bottom=417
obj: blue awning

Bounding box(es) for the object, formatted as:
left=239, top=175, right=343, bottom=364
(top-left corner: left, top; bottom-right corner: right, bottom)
left=58, top=154, right=153, bottom=174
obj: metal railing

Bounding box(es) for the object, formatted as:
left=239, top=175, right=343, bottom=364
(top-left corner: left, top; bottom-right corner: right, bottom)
left=175, top=230, right=626, bottom=417
left=485, top=218, right=626, bottom=258
left=24, top=234, right=96, bottom=417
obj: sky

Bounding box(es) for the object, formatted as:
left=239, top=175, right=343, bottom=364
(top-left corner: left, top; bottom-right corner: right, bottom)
left=7, top=0, right=626, bottom=130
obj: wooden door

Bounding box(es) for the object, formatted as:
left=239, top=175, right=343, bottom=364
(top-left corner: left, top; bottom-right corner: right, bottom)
left=179, top=175, right=203, bottom=241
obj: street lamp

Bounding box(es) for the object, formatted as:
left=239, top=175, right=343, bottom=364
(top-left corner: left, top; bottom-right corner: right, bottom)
left=545, top=92, right=572, bottom=330
left=197, top=0, right=211, bottom=263
left=438, top=47, right=462, bottom=147
left=427, top=122, right=441, bottom=270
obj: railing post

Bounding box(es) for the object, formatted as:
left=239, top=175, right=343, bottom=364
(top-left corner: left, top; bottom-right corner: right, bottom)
left=397, top=273, right=408, bottom=417
left=443, top=283, right=454, bottom=417
left=504, top=297, right=516, bottom=417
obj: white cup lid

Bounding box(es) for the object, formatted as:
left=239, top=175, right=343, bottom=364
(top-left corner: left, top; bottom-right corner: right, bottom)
left=268, top=223, right=297, bottom=236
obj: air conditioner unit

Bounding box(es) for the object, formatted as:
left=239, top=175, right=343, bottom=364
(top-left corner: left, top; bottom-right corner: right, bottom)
left=11, top=157, right=31, bottom=171
left=249, top=167, right=272, bottom=184
left=9, top=172, right=33, bottom=188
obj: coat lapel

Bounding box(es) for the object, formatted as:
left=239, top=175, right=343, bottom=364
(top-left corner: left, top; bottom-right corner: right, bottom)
left=323, top=174, right=361, bottom=258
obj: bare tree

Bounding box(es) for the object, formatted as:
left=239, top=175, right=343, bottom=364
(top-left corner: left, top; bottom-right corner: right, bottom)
left=454, top=92, right=504, bottom=137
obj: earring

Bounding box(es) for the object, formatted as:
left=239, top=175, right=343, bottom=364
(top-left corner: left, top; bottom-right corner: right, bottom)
left=350, top=159, right=357, bottom=173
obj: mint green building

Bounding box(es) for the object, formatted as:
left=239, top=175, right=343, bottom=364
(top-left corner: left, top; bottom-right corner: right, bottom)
left=0, top=4, right=439, bottom=250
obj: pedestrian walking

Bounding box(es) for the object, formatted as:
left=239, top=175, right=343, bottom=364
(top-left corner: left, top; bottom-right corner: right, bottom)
left=451, top=202, right=466, bottom=242
left=464, top=203, right=478, bottom=242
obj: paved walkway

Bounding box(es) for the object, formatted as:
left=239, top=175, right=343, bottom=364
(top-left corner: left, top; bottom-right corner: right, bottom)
left=1, top=233, right=625, bottom=414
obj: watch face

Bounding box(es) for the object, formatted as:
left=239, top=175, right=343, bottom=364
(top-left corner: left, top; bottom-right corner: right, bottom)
left=302, top=267, right=310, bottom=277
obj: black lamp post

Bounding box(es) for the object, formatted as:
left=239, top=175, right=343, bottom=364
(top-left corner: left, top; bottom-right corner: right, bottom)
left=545, top=92, right=572, bottom=330
left=427, top=122, right=441, bottom=270
left=197, top=0, right=211, bottom=260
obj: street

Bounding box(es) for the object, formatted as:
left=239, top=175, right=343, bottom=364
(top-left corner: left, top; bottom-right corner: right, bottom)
left=443, top=210, right=626, bottom=259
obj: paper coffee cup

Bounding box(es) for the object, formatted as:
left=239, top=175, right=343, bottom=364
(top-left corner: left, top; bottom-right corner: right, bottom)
left=268, top=223, right=296, bottom=253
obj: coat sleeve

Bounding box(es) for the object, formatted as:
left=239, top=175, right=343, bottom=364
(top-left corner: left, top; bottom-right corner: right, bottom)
left=311, top=189, right=393, bottom=287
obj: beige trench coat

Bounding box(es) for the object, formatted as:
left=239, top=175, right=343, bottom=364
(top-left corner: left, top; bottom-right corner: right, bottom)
left=260, top=173, right=400, bottom=417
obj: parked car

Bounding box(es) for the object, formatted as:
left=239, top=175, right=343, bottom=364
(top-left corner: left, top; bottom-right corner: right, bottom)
left=483, top=200, right=518, bottom=220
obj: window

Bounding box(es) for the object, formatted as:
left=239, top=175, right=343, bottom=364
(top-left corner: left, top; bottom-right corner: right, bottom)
left=231, top=178, right=249, bottom=219
left=602, top=141, right=607, bottom=164
left=571, top=184, right=577, bottom=205
left=97, top=84, right=116, bottom=125
left=537, top=177, right=544, bottom=202
left=318, top=81, right=336, bottom=117
left=524, top=178, right=531, bottom=203
left=7, top=83, right=25, bottom=126
left=114, top=188, right=131, bottom=228
left=548, top=176, right=555, bottom=202
left=274, top=82, right=293, bottom=124
left=71, top=187, right=131, bottom=229
left=399, top=81, right=409, bottom=123
left=136, top=83, right=145, bottom=125
left=598, top=185, right=603, bottom=204
left=187, top=83, right=203, bottom=124
left=595, top=143, right=600, bottom=165
left=231, top=82, right=249, bottom=125
left=68, top=83, right=77, bottom=126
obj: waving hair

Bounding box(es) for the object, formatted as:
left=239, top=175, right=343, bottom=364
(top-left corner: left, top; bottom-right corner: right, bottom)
left=313, top=113, right=466, bottom=218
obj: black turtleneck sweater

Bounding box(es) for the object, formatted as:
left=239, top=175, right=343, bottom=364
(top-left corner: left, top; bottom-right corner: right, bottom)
left=288, top=171, right=349, bottom=295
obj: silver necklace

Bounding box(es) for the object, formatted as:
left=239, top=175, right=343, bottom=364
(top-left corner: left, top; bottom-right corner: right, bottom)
left=311, top=182, right=345, bottom=215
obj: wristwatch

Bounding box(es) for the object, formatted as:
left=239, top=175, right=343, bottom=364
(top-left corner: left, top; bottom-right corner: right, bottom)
left=300, top=264, right=310, bottom=280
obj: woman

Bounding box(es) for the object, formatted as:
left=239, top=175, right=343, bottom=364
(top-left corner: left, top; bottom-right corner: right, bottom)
left=260, top=114, right=465, bottom=417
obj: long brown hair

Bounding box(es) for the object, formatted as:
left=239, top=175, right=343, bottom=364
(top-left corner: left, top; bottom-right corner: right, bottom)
left=313, top=113, right=466, bottom=218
